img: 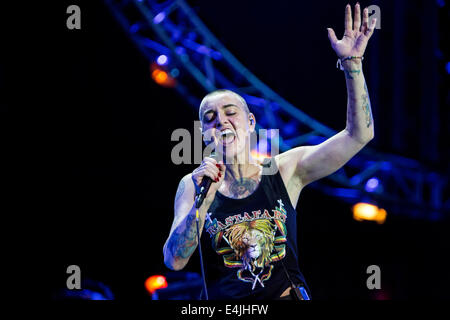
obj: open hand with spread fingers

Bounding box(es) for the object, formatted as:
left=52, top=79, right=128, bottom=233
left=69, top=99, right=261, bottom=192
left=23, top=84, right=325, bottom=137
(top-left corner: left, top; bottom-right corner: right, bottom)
left=327, top=3, right=377, bottom=59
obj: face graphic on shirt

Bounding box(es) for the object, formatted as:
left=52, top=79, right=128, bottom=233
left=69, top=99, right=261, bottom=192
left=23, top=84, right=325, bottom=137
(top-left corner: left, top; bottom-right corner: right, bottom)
left=225, top=220, right=275, bottom=271
left=243, top=229, right=263, bottom=259
left=206, top=199, right=288, bottom=289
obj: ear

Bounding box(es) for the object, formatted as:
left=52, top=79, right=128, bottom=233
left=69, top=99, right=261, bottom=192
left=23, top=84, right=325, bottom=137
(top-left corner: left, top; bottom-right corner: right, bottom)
left=248, top=113, right=256, bottom=132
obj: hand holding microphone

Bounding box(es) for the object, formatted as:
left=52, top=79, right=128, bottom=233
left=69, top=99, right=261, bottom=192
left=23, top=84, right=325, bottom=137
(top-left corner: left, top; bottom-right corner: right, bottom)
left=192, top=153, right=225, bottom=208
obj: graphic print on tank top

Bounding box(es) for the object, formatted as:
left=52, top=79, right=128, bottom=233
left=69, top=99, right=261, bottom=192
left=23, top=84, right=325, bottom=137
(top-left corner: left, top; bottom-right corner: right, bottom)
left=204, top=199, right=288, bottom=290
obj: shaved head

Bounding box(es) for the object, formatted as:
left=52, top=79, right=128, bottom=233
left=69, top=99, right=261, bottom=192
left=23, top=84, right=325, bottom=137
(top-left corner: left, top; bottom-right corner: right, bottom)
left=198, top=89, right=250, bottom=121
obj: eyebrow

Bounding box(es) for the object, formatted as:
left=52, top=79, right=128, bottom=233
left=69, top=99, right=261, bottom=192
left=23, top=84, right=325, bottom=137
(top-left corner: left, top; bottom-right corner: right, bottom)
left=222, top=104, right=238, bottom=109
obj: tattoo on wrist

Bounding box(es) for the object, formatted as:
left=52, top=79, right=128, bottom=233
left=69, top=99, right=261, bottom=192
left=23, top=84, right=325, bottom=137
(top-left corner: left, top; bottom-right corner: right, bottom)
left=343, top=69, right=361, bottom=80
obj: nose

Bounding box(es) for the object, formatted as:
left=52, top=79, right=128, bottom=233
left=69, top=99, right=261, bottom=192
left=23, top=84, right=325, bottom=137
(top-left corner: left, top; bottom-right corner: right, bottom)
left=215, top=111, right=229, bottom=128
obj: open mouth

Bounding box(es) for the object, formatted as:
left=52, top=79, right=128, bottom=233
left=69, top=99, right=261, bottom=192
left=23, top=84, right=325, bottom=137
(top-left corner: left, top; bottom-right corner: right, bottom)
left=218, top=128, right=236, bottom=146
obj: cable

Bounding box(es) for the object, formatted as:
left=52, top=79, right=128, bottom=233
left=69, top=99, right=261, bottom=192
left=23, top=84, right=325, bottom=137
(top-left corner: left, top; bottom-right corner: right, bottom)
left=275, top=248, right=310, bottom=300
left=195, top=208, right=209, bottom=300
left=275, top=246, right=296, bottom=288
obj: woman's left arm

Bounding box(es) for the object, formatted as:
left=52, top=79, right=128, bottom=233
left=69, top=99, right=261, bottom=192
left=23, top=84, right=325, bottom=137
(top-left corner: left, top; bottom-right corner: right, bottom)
left=330, top=3, right=376, bottom=143
left=277, top=3, right=377, bottom=188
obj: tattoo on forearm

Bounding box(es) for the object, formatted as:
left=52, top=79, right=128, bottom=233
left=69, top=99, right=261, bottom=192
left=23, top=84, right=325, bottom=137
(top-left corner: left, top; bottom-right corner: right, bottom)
left=361, top=82, right=373, bottom=128
left=229, top=178, right=257, bottom=198
left=175, top=179, right=185, bottom=202
left=167, top=213, right=198, bottom=261
left=344, top=69, right=361, bottom=79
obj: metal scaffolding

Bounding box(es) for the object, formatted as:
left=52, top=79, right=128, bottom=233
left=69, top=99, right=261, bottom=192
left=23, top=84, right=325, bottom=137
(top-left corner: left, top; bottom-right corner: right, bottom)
left=105, top=0, right=449, bottom=220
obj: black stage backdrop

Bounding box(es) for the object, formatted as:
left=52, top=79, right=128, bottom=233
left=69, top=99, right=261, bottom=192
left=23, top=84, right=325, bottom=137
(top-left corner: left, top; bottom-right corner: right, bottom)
left=6, top=0, right=448, bottom=301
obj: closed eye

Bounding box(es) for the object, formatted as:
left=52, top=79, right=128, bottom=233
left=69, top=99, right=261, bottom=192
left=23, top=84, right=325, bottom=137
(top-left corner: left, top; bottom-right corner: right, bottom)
left=202, top=106, right=237, bottom=122
left=203, top=112, right=215, bottom=123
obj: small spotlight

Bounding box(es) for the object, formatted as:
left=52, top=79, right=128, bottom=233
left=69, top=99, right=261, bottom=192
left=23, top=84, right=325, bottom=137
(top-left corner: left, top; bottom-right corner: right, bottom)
left=365, top=177, right=379, bottom=193
left=150, top=63, right=176, bottom=88
left=145, top=275, right=168, bottom=294
left=352, top=202, right=387, bottom=224
left=157, top=55, right=169, bottom=66
left=152, top=69, right=168, bottom=83
left=153, top=12, right=166, bottom=24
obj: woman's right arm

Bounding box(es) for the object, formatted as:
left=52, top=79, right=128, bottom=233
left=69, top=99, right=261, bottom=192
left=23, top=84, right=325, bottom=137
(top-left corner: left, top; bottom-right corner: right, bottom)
left=163, top=158, right=224, bottom=271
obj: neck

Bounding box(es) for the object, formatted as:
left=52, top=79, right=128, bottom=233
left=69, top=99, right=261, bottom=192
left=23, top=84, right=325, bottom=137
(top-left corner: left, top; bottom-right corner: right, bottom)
left=224, top=155, right=260, bottom=181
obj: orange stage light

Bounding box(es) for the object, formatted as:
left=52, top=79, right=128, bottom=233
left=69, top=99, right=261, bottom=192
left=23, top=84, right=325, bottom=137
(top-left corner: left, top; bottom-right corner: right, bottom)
left=250, top=149, right=269, bottom=164
left=352, top=202, right=387, bottom=224
left=145, top=275, right=168, bottom=294
left=152, top=69, right=168, bottom=83
left=150, top=63, right=176, bottom=87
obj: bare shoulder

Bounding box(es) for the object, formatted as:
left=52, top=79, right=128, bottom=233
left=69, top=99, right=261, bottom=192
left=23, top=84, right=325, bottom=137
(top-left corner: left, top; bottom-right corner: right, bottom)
left=273, top=147, right=309, bottom=207
left=274, top=146, right=308, bottom=181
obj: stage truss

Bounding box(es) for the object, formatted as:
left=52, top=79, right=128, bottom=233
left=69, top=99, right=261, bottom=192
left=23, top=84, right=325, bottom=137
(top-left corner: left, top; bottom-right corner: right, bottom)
left=105, top=0, right=449, bottom=220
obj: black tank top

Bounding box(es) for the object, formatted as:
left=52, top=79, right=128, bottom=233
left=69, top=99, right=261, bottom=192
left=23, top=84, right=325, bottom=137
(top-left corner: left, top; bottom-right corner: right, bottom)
left=201, top=158, right=310, bottom=300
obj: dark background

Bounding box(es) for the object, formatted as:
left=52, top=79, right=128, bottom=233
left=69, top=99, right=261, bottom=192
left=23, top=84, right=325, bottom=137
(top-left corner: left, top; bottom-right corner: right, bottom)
left=7, top=0, right=448, bottom=300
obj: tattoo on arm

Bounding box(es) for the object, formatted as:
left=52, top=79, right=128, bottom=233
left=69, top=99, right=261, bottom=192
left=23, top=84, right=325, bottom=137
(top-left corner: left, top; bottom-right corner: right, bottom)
left=167, top=212, right=198, bottom=261
left=229, top=178, right=257, bottom=198
left=344, top=69, right=361, bottom=79
left=361, top=82, right=373, bottom=128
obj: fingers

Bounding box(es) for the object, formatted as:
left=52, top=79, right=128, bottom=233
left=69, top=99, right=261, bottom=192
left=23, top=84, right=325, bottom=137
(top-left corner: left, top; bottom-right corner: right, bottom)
left=361, top=7, right=369, bottom=34
left=197, top=157, right=221, bottom=182
left=204, top=156, right=226, bottom=172
left=193, top=166, right=219, bottom=184
left=364, top=17, right=377, bottom=38
left=353, top=3, right=361, bottom=31
left=327, top=28, right=338, bottom=46
left=203, top=167, right=220, bottom=182
left=203, top=163, right=220, bottom=181
left=216, top=162, right=226, bottom=174
left=344, top=4, right=353, bottom=35
left=203, top=156, right=218, bottom=165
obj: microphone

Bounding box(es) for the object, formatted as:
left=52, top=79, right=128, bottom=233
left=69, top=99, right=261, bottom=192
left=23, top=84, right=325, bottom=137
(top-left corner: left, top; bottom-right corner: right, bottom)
left=194, top=151, right=221, bottom=300
left=194, top=152, right=220, bottom=209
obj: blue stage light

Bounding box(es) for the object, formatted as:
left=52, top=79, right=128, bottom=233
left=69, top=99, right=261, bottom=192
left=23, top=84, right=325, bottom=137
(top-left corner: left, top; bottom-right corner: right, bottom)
left=153, top=12, right=166, bottom=25
left=365, top=177, right=380, bottom=193
left=157, top=54, right=169, bottom=66
left=436, top=0, right=445, bottom=8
